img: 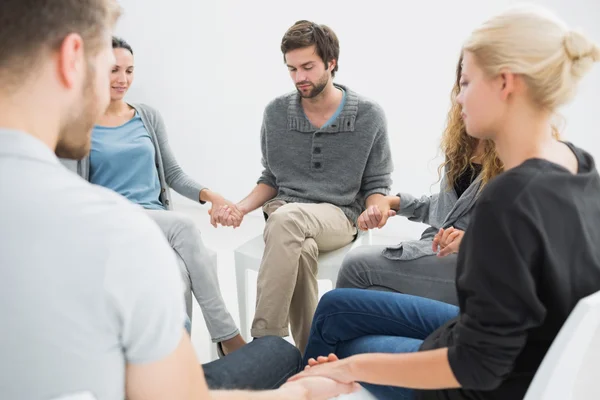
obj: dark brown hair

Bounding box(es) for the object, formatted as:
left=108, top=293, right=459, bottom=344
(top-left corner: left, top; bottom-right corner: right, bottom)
left=280, top=20, right=340, bottom=77
left=113, top=36, right=133, bottom=55
left=0, top=0, right=121, bottom=84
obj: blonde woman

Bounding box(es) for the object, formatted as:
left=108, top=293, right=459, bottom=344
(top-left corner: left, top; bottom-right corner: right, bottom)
left=292, top=5, right=600, bottom=400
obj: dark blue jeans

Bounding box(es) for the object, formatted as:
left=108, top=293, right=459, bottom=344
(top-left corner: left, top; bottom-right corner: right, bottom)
left=303, top=289, right=460, bottom=400
left=204, top=336, right=302, bottom=390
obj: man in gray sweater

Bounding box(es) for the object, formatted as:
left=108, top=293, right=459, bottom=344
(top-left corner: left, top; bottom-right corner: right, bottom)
left=213, top=20, right=394, bottom=352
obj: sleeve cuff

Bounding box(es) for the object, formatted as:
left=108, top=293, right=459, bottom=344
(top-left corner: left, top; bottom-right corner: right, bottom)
left=363, top=188, right=390, bottom=200
left=257, top=177, right=278, bottom=189
left=397, top=192, right=417, bottom=217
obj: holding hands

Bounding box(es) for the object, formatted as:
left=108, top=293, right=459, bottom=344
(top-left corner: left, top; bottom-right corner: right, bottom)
left=357, top=195, right=398, bottom=231
left=432, top=227, right=465, bottom=257
left=201, top=189, right=245, bottom=228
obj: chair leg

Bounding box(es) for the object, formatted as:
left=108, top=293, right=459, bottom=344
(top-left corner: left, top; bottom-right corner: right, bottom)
left=235, top=257, right=249, bottom=340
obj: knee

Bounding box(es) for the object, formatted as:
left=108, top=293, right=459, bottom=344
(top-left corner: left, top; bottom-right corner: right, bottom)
left=300, top=238, right=318, bottom=260
left=166, top=212, right=199, bottom=236
left=259, top=336, right=302, bottom=371
left=336, top=248, right=368, bottom=288
left=314, top=289, right=353, bottom=318
left=264, top=204, right=303, bottom=234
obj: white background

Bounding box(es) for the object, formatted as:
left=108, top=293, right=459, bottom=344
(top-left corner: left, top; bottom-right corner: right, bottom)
left=113, top=0, right=600, bottom=362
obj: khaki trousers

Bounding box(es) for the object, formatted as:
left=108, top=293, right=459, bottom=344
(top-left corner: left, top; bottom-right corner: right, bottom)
left=251, top=200, right=357, bottom=353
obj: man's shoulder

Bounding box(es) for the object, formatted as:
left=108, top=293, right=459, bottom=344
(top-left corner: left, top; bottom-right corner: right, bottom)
left=264, top=91, right=296, bottom=115
left=34, top=164, right=160, bottom=243
left=355, top=93, right=385, bottom=122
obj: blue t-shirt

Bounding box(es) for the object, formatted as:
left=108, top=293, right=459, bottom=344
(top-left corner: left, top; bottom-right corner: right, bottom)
left=90, top=113, right=165, bottom=210
left=322, top=89, right=347, bottom=128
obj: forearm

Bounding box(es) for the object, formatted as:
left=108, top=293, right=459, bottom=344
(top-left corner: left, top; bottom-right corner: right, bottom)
left=237, top=183, right=277, bottom=215
left=199, top=189, right=220, bottom=203
left=349, top=349, right=460, bottom=390
left=211, top=388, right=301, bottom=400
left=366, top=194, right=400, bottom=211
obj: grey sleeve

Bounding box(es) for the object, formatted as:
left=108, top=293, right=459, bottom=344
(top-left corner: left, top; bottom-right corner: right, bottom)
left=396, top=192, right=439, bottom=225
left=105, top=213, right=187, bottom=364
left=360, top=120, right=393, bottom=200
left=257, top=112, right=278, bottom=189
left=153, top=109, right=207, bottom=203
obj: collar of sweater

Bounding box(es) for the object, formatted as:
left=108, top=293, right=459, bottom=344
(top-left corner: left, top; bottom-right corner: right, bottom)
left=287, top=83, right=359, bottom=133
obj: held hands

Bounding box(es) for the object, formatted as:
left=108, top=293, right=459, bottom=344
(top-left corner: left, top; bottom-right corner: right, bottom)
left=204, top=191, right=245, bottom=228
left=280, top=375, right=359, bottom=400
left=432, top=227, right=465, bottom=257
left=288, top=353, right=357, bottom=386
left=357, top=196, right=397, bottom=231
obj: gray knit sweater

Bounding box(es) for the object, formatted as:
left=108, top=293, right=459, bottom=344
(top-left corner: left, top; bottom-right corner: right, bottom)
left=258, top=84, right=393, bottom=224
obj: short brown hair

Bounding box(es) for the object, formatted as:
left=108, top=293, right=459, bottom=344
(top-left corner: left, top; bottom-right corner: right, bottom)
left=0, top=0, right=122, bottom=85
left=281, top=20, right=340, bottom=77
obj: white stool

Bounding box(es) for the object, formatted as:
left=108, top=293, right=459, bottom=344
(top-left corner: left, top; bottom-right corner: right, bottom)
left=234, top=231, right=371, bottom=340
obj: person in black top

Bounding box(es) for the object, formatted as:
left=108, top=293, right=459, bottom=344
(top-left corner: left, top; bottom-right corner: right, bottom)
left=288, top=4, right=600, bottom=400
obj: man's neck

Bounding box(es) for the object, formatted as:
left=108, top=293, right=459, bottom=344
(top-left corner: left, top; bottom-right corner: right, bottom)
left=301, top=82, right=343, bottom=115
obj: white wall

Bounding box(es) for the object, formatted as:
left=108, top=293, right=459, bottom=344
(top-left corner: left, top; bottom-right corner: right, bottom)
left=114, top=0, right=600, bottom=238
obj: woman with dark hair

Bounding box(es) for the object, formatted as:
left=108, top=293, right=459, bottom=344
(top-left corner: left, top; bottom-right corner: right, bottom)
left=77, top=37, right=245, bottom=357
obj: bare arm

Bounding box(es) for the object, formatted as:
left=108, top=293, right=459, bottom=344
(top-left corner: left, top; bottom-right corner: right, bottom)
left=236, top=183, right=277, bottom=215
left=127, top=331, right=299, bottom=400
left=126, top=331, right=208, bottom=400
left=349, top=350, right=460, bottom=389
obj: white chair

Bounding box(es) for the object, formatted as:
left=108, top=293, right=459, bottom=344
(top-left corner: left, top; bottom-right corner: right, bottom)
left=524, top=289, right=600, bottom=400
left=234, top=231, right=371, bottom=340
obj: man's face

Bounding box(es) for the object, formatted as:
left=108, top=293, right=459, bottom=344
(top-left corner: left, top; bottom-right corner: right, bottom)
left=55, top=36, right=114, bottom=160
left=285, top=45, right=332, bottom=99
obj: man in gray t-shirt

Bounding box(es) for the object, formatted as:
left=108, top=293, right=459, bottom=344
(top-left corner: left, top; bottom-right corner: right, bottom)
left=0, top=1, right=356, bottom=399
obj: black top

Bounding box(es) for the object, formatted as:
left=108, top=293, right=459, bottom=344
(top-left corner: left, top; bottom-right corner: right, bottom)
left=418, top=143, right=600, bottom=400
left=454, top=163, right=482, bottom=198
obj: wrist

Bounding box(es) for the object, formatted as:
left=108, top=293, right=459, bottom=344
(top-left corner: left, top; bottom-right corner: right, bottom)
left=387, top=195, right=400, bottom=211
left=347, top=354, right=365, bottom=382
left=236, top=202, right=249, bottom=216
left=199, top=189, right=213, bottom=203
left=277, top=384, right=308, bottom=400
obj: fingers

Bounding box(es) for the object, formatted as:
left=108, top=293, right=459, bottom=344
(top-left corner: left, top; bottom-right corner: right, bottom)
left=388, top=209, right=396, bottom=217
left=438, top=241, right=459, bottom=257
left=432, top=228, right=444, bottom=252
left=440, top=227, right=455, bottom=247
left=447, top=230, right=462, bottom=244
left=377, top=212, right=389, bottom=229
left=357, top=212, right=369, bottom=231
left=366, top=205, right=381, bottom=229
left=327, top=353, right=339, bottom=362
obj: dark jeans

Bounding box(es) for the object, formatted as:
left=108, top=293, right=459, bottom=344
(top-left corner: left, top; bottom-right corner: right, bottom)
left=204, top=336, right=302, bottom=390
left=303, top=289, right=459, bottom=400
left=337, top=246, right=459, bottom=306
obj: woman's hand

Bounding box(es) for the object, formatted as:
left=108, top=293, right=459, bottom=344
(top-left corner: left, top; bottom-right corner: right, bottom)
left=432, top=227, right=465, bottom=257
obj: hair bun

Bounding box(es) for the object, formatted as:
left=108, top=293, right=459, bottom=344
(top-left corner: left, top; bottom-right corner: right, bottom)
left=564, top=30, right=600, bottom=78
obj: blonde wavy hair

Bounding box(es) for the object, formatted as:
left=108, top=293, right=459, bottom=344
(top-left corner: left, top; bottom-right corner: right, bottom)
left=439, top=55, right=503, bottom=190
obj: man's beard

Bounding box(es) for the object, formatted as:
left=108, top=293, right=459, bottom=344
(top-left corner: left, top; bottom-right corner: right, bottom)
left=55, top=65, right=101, bottom=160
left=296, top=72, right=329, bottom=99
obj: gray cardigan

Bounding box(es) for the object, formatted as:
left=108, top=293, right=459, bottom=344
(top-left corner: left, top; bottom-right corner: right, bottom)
left=383, top=171, right=483, bottom=261
left=60, top=103, right=205, bottom=209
